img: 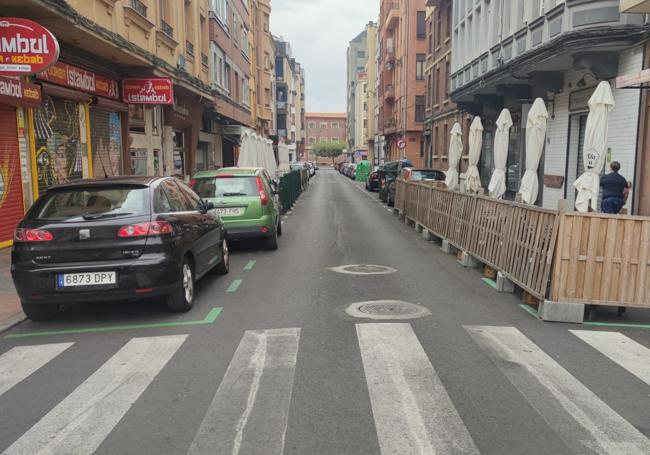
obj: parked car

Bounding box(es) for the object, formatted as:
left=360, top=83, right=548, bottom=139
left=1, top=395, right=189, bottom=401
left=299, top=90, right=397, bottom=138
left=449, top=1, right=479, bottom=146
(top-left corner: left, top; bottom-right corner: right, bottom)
left=306, top=161, right=317, bottom=177
left=366, top=166, right=380, bottom=192
left=346, top=163, right=358, bottom=179
left=191, top=167, right=281, bottom=250
left=387, top=167, right=446, bottom=206
left=377, top=159, right=413, bottom=202
left=11, top=176, right=229, bottom=321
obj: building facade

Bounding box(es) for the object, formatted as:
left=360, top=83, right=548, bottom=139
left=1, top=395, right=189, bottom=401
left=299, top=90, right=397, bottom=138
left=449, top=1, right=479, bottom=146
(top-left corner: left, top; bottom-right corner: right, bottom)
left=450, top=0, right=649, bottom=209
left=378, top=0, right=428, bottom=167
left=424, top=0, right=470, bottom=174
left=306, top=113, right=347, bottom=163
left=364, top=23, right=379, bottom=165
left=346, top=29, right=369, bottom=155
left=250, top=0, right=276, bottom=138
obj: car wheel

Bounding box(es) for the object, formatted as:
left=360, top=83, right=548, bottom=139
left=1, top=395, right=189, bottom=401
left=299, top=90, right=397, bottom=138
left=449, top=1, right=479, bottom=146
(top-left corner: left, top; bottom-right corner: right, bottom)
left=21, top=302, right=59, bottom=321
left=265, top=229, right=279, bottom=250
left=214, top=239, right=229, bottom=275
left=166, top=258, right=194, bottom=312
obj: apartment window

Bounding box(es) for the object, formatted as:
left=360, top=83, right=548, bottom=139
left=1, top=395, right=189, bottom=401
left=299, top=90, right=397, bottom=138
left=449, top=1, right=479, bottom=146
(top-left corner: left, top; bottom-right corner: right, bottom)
left=331, top=122, right=338, bottom=129
left=415, top=96, right=425, bottom=122
left=210, top=0, right=229, bottom=28
left=357, top=51, right=365, bottom=58
left=263, top=13, right=269, bottom=32
left=232, top=13, right=238, bottom=45
left=445, top=60, right=450, bottom=100
left=264, top=52, right=270, bottom=70
left=243, top=77, right=250, bottom=106
left=436, top=9, right=441, bottom=48
left=435, top=66, right=441, bottom=104
left=416, top=54, right=425, bottom=80
left=320, top=122, right=327, bottom=128
left=417, top=11, right=426, bottom=40
left=241, top=26, right=250, bottom=59
left=264, top=88, right=271, bottom=107
left=308, top=122, right=316, bottom=129
left=211, top=43, right=226, bottom=90
left=224, top=63, right=231, bottom=92
left=309, top=137, right=316, bottom=145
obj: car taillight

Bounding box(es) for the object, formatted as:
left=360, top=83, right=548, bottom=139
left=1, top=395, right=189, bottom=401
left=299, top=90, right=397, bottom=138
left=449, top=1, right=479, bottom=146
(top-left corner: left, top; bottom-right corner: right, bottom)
left=14, top=228, right=53, bottom=242
left=118, top=221, right=173, bottom=238
left=256, top=176, right=269, bottom=205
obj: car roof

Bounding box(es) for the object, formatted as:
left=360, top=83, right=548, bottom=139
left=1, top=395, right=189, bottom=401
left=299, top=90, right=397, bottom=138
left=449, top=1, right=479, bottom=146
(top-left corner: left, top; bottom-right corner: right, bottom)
left=46, top=176, right=163, bottom=190
left=214, top=167, right=262, bottom=175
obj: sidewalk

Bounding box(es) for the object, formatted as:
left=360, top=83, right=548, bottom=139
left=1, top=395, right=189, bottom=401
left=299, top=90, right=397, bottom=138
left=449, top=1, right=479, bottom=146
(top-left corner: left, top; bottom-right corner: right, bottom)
left=0, top=248, right=24, bottom=332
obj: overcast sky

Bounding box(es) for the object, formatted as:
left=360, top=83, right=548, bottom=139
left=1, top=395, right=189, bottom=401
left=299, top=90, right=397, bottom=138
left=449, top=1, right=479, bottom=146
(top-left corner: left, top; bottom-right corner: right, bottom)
left=270, top=0, right=379, bottom=113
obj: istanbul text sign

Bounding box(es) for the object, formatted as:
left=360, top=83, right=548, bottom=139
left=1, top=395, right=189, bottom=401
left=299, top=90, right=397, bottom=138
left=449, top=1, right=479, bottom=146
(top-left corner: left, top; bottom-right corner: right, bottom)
left=0, top=18, right=59, bottom=76
left=37, top=61, right=119, bottom=99
left=123, top=78, right=174, bottom=104
left=0, top=75, right=41, bottom=107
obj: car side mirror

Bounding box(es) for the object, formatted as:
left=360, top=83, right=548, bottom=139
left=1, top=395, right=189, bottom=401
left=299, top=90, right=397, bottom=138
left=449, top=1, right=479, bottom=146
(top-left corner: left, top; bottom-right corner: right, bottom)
left=201, top=200, right=215, bottom=213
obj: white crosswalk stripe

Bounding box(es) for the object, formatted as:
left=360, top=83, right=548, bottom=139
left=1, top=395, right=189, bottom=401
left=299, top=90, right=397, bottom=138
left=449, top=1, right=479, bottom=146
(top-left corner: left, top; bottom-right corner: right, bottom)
left=0, top=343, right=73, bottom=397
left=570, top=330, right=650, bottom=387
left=357, top=323, right=480, bottom=455
left=187, top=328, right=300, bottom=455
left=2, top=335, right=186, bottom=455
left=466, top=325, right=650, bottom=455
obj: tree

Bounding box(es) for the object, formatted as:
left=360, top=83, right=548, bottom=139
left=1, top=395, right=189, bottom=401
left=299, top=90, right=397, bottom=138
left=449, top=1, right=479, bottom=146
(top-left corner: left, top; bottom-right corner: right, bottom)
left=312, top=141, right=346, bottom=166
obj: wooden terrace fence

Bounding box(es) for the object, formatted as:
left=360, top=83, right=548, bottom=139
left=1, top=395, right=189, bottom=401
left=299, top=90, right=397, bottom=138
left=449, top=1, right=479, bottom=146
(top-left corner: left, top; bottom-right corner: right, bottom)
left=395, top=179, right=650, bottom=309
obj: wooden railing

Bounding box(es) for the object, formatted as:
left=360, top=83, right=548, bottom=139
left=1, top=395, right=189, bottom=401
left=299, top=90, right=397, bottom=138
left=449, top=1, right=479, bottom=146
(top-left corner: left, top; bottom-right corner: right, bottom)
left=395, top=179, right=558, bottom=300
left=396, top=179, right=650, bottom=310
left=551, top=212, right=650, bottom=308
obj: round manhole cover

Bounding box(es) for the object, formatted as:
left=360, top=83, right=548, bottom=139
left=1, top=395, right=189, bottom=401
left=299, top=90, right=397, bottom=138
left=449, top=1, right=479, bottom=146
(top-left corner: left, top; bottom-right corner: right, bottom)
left=345, top=300, right=430, bottom=320
left=330, top=264, right=397, bottom=275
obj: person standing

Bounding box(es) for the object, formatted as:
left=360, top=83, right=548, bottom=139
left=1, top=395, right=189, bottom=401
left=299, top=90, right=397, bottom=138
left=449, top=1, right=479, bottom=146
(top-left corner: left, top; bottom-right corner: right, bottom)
left=600, top=161, right=630, bottom=214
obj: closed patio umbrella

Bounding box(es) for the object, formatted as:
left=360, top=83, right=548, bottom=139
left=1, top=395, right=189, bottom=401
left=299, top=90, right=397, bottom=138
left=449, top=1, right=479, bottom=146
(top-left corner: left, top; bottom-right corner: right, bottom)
left=465, top=116, right=484, bottom=193
left=237, top=129, right=255, bottom=167
left=573, top=81, right=615, bottom=212
left=445, top=122, right=463, bottom=191
left=518, top=98, right=549, bottom=205
left=488, top=109, right=513, bottom=199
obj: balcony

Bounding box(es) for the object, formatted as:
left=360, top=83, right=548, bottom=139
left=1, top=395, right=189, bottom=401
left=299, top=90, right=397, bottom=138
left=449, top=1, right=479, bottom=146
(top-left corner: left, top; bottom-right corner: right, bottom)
left=201, top=53, right=209, bottom=68
left=160, top=19, right=173, bottom=37
left=186, top=40, right=195, bottom=59
left=385, top=2, right=400, bottom=30
left=277, top=101, right=287, bottom=112
left=384, top=84, right=395, bottom=102
left=129, top=0, right=147, bottom=17
left=384, top=117, right=397, bottom=129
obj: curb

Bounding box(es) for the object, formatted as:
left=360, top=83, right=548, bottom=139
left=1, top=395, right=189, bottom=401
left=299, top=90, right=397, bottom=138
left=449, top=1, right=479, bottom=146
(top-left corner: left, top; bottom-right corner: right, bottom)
left=0, top=311, right=26, bottom=335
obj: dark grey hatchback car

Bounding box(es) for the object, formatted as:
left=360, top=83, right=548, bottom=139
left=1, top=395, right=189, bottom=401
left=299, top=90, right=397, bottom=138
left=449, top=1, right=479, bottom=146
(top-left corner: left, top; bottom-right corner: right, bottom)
left=11, top=176, right=229, bottom=321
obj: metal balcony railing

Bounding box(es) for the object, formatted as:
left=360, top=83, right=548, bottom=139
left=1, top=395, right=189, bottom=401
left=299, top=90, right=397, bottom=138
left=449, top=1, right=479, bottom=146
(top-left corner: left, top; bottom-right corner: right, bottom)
left=186, top=41, right=195, bottom=57
left=160, top=19, right=173, bottom=37
left=130, top=0, right=147, bottom=18
left=201, top=53, right=209, bottom=67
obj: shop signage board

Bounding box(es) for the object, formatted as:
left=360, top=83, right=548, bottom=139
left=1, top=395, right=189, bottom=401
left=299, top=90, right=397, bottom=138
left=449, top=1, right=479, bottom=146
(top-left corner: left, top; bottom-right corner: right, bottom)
left=37, top=61, right=119, bottom=99
left=222, top=125, right=242, bottom=136
left=0, top=75, right=41, bottom=107
left=122, top=78, right=174, bottom=104
left=0, top=18, right=60, bottom=76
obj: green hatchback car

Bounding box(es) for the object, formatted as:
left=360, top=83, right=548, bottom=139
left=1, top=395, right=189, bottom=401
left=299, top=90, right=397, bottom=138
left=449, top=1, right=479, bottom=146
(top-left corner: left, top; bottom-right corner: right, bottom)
left=190, top=167, right=282, bottom=249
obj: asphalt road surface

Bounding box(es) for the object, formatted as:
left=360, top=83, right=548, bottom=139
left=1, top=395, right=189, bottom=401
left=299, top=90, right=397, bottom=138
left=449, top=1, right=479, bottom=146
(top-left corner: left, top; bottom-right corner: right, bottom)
left=1, top=170, right=650, bottom=455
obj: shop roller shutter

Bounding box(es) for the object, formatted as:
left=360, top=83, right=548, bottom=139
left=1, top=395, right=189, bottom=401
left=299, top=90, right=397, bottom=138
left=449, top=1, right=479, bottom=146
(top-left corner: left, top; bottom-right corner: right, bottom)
left=90, top=108, right=122, bottom=177
left=0, top=106, right=24, bottom=243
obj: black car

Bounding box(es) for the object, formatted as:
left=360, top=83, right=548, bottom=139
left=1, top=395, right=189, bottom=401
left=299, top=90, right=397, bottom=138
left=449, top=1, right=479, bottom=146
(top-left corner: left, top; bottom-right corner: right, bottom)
left=366, top=166, right=380, bottom=192
left=387, top=167, right=446, bottom=206
left=11, top=176, right=229, bottom=321
left=377, top=159, right=413, bottom=202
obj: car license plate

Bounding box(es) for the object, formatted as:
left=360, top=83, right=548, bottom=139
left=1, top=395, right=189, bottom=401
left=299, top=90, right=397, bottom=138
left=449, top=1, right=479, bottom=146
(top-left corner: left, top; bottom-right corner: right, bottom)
left=214, top=207, right=244, bottom=216
left=57, top=271, right=117, bottom=287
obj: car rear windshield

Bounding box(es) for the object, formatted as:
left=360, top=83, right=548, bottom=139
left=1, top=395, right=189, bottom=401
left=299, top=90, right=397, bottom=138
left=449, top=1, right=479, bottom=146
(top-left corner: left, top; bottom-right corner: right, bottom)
left=31, top=186, right=149, bottom=221
left=412, top=171, right=444, bottom=181
left=193, top=177, right=258, bottom=198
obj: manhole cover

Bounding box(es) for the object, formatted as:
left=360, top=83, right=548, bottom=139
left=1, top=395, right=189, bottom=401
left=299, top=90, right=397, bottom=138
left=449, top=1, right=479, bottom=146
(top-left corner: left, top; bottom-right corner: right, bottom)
left=345, top=300, right=430, bottom=320
left=330, top=264, right=397, bottom=275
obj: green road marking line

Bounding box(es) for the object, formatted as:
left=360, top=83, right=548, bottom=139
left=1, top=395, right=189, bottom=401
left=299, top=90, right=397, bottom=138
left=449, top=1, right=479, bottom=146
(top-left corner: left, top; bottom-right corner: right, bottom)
left=227, top=279, right=243, bottom=293
left=482, top=277, right=498, bottom=289
left=584, top=321, right=650, bottom=330
left=519, top=304, right=540, bottom=319
left=5, top=307, right=222, bottom=339
left=244, top=260, right=256, bottom=271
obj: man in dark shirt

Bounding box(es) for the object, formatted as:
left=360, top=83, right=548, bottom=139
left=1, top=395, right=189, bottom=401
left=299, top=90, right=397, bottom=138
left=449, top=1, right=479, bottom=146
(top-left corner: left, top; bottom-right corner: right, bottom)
left=600, top=161, right=630, bottom=214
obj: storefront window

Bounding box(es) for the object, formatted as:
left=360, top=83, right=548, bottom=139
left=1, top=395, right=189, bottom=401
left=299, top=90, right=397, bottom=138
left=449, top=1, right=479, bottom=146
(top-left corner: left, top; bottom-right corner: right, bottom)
left=505, top=111, right=522, bottom=199
left=34, top=96, right=83, bottom=194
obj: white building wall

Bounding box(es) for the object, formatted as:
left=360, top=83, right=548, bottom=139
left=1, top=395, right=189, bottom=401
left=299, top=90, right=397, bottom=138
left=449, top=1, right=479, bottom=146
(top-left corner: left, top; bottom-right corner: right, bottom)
left=542, top=45, right=642, bottom=211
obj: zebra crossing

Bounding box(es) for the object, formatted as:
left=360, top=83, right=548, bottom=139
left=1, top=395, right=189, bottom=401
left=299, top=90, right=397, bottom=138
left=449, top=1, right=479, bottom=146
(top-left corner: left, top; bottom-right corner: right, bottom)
left=0, top=325, right=649, bottom=454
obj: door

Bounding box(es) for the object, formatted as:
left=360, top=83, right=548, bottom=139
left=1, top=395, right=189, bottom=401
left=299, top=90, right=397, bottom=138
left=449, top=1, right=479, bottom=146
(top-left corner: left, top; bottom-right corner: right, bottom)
left=90, top=109, right=122, bottom=177
left=566, top=113, right=588, bottom=209
left=177, top=180, right=221, bottom=274
left=0, top=106, right=24, bottom=244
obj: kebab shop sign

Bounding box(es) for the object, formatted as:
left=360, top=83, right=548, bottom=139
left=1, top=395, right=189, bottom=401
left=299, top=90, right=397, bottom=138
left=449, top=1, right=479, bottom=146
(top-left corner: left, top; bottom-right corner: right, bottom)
left=0, top=18, right=59, bottom=76
left=123, top=78, right=174, bottom=105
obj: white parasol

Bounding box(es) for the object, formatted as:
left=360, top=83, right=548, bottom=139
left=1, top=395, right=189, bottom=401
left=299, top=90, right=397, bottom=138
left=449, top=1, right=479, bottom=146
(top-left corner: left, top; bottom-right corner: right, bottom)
left=488, top=109, right=513, bottom=199
left=465, top=116, right=484, bottom=193
left=518, top=98, right=549, bottom=205
left=237, top=129, right=255, bottom=167
left=445, top=122, right=463, bottom=191
left=573, top=81, right=615, bottom=212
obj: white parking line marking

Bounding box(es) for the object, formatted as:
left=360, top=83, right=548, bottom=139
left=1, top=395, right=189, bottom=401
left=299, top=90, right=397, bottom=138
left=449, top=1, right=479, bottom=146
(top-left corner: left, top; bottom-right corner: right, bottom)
left=3, top=335, right=186, bottom=455
left=0, top=343, right=73, bottom=397
left=570, top=330, right=650, bottom=387
left=357, top=323, right=479, bottom=455
left=187, top=328, right=300, bottom=455
left=466, top=326, right=650, bottom=454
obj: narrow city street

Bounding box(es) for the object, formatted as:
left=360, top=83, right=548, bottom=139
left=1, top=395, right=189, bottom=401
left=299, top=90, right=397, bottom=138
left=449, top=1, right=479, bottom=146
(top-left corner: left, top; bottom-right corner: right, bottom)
left=0, top=170, right=649, bottom=454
